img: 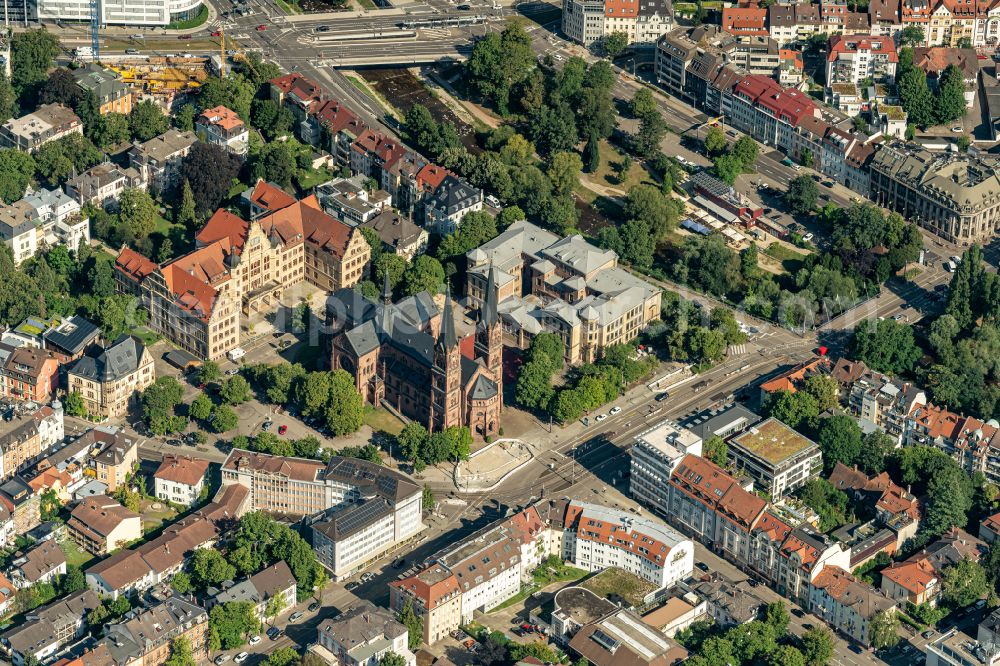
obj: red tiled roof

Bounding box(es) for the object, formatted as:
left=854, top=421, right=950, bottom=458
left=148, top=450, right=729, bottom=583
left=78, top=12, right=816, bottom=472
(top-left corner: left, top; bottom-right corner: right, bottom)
left=882, top=558, right=936, bottom=595
left=198, top=105, right=244, bottom=131
left=248, top=180, right=297, bottom=214
left=196, top=209, right=251, bottom=254
left=390, top=565, right=461, bottom=610
left=115, top=247, right=157, bottom=283
left=154, top=455, right=210, bottom=486
left=722, top=6, right=768, bottom=34
left=827, top=34, right=898, bottom=62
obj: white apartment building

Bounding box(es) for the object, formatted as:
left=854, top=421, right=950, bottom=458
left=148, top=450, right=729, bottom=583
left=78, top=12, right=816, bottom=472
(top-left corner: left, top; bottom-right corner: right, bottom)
left=562, top=0, right=673, bottom=47
left=222, top=450, right=423, bottom=580
left=563, top=500, right=694, bottom=591
left=153, top=455, right=209, bottom=507
left=630, top=420, right=703, bottom=517
left=36, top=0, right=203, bottom=26
left=826, top=35, right=898, bottom=86
left=317, top=601, right=416, bottom=666
left=195, top=106, right=249, bottom=156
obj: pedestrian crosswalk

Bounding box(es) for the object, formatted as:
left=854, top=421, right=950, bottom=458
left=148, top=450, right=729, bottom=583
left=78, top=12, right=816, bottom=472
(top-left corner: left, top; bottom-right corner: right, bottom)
left=728, top=343, right=748, bottom=356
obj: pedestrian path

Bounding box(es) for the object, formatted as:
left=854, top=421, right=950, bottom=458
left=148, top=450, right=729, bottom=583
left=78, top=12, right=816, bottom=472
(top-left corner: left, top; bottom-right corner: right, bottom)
left=728, top=343, right=748, bottom=356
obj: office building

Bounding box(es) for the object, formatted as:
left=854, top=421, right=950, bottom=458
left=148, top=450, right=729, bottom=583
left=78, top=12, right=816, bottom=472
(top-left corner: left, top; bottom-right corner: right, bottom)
left=728, top=418, right=823, bottom=497
left=629, top=420, right=703, bottom=517
left=67, top=336, right=155, bottom=419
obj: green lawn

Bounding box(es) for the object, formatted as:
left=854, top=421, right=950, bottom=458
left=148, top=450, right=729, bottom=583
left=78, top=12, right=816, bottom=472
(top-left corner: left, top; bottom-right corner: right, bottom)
left=363, top=407, right=405, bottom=436
left=533, top=559, right=589, bottom=586
left=491, top=583, right=539, bottom=612
left=166, top=4, right=208, bottom=29
left=273, top=0, right=302, bottom=13
left=581, top=567, right=657, bottom=608
left=141, top=499, right=179, bottom=534
left=763, top=242, right=809, bottom=273
left=296, top=166, right=333, bottom=192
left=60, top=539, right=95, bottom=569
left=587, top=140, right=656, bottom=193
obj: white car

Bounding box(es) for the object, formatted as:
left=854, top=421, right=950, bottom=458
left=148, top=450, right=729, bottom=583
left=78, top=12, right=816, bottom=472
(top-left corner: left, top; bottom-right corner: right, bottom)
left=610, top=406, right=622, bottom=415
left=596, top=414, right=608, bottom=422
left=289, top=612, right=304, bottom=622
left=951, top=255, right=962, bottom=265
left=249, top=636, right=261, bottom=646
left=234, top=654, right=249, bottom=664
left=360, top=572, right=375, bottom=582
left=802, top=232, right=814, bottom=242
left=951, top=126, right=964, bottom=133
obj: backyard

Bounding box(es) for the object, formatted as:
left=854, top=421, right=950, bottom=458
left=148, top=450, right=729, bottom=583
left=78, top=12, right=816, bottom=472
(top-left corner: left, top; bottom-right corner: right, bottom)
left=580, top=567, right=657, bottom=608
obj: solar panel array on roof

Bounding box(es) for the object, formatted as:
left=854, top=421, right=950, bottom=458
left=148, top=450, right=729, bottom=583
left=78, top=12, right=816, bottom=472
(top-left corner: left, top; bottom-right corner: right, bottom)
left=591, top=628, right=621, bottom=654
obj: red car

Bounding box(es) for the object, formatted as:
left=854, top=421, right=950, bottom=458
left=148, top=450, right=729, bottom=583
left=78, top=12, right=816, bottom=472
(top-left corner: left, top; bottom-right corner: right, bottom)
left=256, top=24, right=267, bottom=30
left=278, top=425, right=288, bottom=435
left=211, top=30, right=221, bottom=36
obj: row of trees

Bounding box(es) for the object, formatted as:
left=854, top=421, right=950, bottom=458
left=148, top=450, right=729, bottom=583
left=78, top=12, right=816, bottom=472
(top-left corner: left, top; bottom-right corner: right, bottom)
left=704, top=126, right=760, bottom=186
left=897, top=45, right=967, bottom=129
left=396, top=423, right=473, bottom=472
left=242, top=364, right=364, bottom=437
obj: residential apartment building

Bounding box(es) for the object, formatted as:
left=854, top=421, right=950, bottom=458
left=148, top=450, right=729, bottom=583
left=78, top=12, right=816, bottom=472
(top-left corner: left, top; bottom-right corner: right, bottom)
left=127, top=129, right=198, bottom=193
left=117, top=182, right=369, bottom=360
left=423, top=175, right=483, bottom=235
left=97, top=597, right=208, bottom=666
left=67, top=495, right=142, bottom=555
left=308, top=459, right=424, bottom=580
left=809, top=565, right=897, bottom=646
left=913, top=47, right=979, bottom=108
left=361, top=210, right=429, bottom=260
left=0, top=477, right=40, bottom=537
left=0, top=104, right=82, bottom=152
left=0, top=590, right=100, bottom=666
left=153, top=455, right=210, bottom=507
left=65, top=162, right=144, bottom=208
left=728, top=418, right=823, bottom=497
left=561, top=0, right=672, bottom=48
left=212, top=561, right=297, bottom=623
left=563, top=500, right=694, bottom=590
left=0, top=403, right=63, bottom=481
left=388, top=564, right=462, bottom=644
left=629, top=420, right=703, bottom=517
left=0, top=200, right=43, bottom=265
left=868, top=143, right=1000, bottom=245
left=881, top=528, right=985, bottom=607
left=10, top=539, right=66, bottom=589
left=90, top=429, right=138, bottom=492
left=466, top=221, right=662, bottom=366
left=223, top=450, right=424, bottom=574
left=0, top=347, right=59, bottom=403
left=722, top=5, right=768, bottom=37
left=270, top=73, right=325, bottom=141
left=23, top=187, right=90, bottom=255
left=67, top=336, right=155, bottom=419
left=316, top=176, right=391, bottom=226
left=84, top=484, right=247, bottom=599
left=567, top=602, right=689, bottom=666
left=72, top=64, right=132, bottom=116
left=833, top=358, right=926, bottom=439
left=196, top=105, right=249, bottom=156
left=826, top=35, right=898, bottom=86
left=317, top=600, right=416, bottom=666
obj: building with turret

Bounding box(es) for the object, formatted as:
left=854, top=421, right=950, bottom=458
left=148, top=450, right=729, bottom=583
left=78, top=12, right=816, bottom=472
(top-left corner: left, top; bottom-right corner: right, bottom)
left=327, top=273, right=502, bottom=437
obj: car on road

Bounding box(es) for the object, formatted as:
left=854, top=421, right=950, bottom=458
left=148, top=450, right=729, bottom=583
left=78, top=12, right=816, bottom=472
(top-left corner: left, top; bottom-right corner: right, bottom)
left=951, top=255, right=962, bottom=265
left=249, top=636, right=261, bottom=646
left=234, top=654, right=249, bottom=664
left=361, top=572, right=375, bottom=582
left=457, top=3, right=471, bottom=7
left=791, top=608, right=804, bottom=618
left=596, top=414, right=608, bottom=422
left=610, top=406, right=622, bottom=415
left=215, top=657, right=230, bottom=665
left=655, top=392, right=669, bottom=401
left=391, top=558, right=406, bottom=569
left=945, top=261, right=957, bottom=272
left=211, top=30, right=221, bottom=36
left=308, top=602, right=320, bottom=612
left=126, top=48, right=139, bottom=54
left=131, top=33, right=144, bottom=38
left=290, top=612, right=304, bottom=622
left=923, top=630, right=935, bottom=639
left=314, top=25, right=330, bottom=31
left=167, top=439, right=182, bottom=446
left=278, top=425, right=288, bottom=435
left=695, top=562, right=709, bottom=572
left=256, top=24, right=267, bottom=30
left=178, top=34, right=192, bottom=39
left=226, top=368, right=239, bottom=375
left=345, top=581, right=359, bottom=591
left=267, top=627, right=281, bottom=640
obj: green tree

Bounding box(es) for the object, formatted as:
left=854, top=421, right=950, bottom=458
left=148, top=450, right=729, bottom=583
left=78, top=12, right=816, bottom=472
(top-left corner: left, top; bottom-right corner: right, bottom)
left=704, top=126, right=727, bottom=156
left=325, top=370, right=363, bottom=436
left=265, top=648, right=300, bottom=666
left=397, top=598, right=423, bottom=649
left=401, top=255, right=445, bottom=296
left=858, top=431, right=896, bottom=475
left=64, top=391, right=87, bottom=417
left=632, top=108, right=667, bottom=158
left=732, top=135, right=759, bottom=168
left=800, top=627, right=834, bottom=666
left=165, top=636, right=196, bottom=666
left=89, top=112, right=130, bottom=149
left=630, top=88, right=657, bottom=119
left=181, top=142, right=244, bottom=215
left=176, top=179, right=198, bottom=229
left=849, top=318, right=921, bottom=375
left=128, top=100, right=169, bottom=141
left=547, top=151, right=583, bottom=197
left=379, top=654, right=405, bottom=666
left=197, top=360, right=222, bottom=385
left=251, top=141, right=297, bottom=188
left=118, top=188, right=158, bottom=245
left=171, top=572, right=193, bottom=595
left=817, top=415, right=863, bottom=472
left=942, top=558, right=989, bottom=607
left=768, top=646, right=806, bottom=666
left=199, top=73, right=256, bottom=122
left=763, top=390, right=820, bottom=429
left=869, top=610, right=900, bottom=649
left=60, top=566, right=86, bottom=594
left=209, top=601, right=261, bottom=651
left=900, top=25, right=925, bottom=46
left=0, top=74, right=17, bottom=124
left=466, top=21, right=536, bottom=115
left=764, top=601, right=790, bottom=634
left=192, top=548, right=237, bottom=587
left=250, top=98, right=294, bottom=140
left=515, top=361, right=555, bottom=411
left=211, top=405, right=239, bottom=433
left=265, top=594, right=287, bottom=624
left=422, top=484, right=434, bottom=511
left=785, top=175, right=820, bottom=214
left=602, top=31, right=629, bottom=58
left=936, top=64, right=968, bottom=124
left=220, top=375, right=251, bottom=405
left=899, top=66, right=934, bottom=127
left=804, top=374, right=839, bottom=412
left=704, top=436, right=728, bottom=467
left=11, top=29, right=60, bottom=95
left=712, top=153, right=743, bottom=185
left=0, top=149, right=36, bottom=204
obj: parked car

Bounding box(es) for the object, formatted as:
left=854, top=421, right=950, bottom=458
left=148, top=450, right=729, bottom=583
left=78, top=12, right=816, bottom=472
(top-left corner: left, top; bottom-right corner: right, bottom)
left=485, top=195, right=501, bottom=208
left=609, top=406, right=622, bottom=415
left=234, top=654, right=249, bottom=664
left=951, top=255, right=962, bottom=265
left=178, top=34, right=192, bottom=39
left=308, top=602, right=320, bottom=612
left=391, top=558, right=406, bottom=569
left=596, top=414, right=607, bottom=422
left=215, top=657, right=230, bottom=665
left=802, top=233, right=814, bottom=242
left=289, top=612, right=304, bottom=622
left=360, top=572, right=375, bottom=583
left=278, top=425, right=288, bottom=435
left=951, top=126, right=964, bottom=133
left=695, top=562, right=709, bottom=572
left=262, top=420, right=273, bottom=431
left=249, top=636, right=261, bottom=646
left=345, top=581, right=359, bottom=591
left=256, top=24, right=267, bottom=30
left=314, top=25, right=330, bottom=31
left=267, top=627, right=281, bottom=640
left=655, top=392, right=669, bottom=402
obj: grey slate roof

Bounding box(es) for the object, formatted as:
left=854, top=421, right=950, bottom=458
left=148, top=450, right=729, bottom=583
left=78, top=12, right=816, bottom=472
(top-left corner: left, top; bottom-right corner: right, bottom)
left=428, top=175, right=482, bottom=215
left=68, top=335, right=144, bottom=382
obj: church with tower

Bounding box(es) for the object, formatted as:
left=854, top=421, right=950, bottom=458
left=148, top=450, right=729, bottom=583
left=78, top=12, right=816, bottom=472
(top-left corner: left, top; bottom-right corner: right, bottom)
left=327, top=268, right=503, bottom=437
